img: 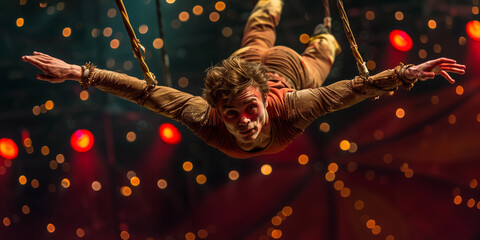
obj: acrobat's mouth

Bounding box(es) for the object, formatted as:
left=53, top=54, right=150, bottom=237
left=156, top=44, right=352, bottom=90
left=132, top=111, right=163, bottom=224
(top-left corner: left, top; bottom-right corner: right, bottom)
left=239, top=128, right=255, bottom=135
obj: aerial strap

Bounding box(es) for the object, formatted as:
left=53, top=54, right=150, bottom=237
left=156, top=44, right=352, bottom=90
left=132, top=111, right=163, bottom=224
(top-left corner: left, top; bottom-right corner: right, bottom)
left=323, top=0, right=370, bottom=78
left=155, top=0, right=172, bottom=87
left=114, top=0, right=158, bottom=87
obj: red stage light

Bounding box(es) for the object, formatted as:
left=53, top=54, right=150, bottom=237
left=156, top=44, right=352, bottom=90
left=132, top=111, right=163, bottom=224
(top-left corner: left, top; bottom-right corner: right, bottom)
left=70, top=129, right=94, bottom=152
left=0, top=138, right=19, bottom=160
left=159, top=123, right=181, bottom=145
left=389, top=30, right=413, bottom=52
left=466, top=20, right=480, bottom=41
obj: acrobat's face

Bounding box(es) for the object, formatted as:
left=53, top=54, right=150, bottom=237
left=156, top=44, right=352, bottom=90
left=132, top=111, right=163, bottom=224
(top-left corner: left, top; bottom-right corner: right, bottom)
left=217, top=86, right=269, bottom=146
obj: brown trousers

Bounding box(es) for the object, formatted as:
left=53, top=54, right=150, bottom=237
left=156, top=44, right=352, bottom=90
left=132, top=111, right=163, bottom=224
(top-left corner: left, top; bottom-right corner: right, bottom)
left=231, top=0, right=340, bottom=90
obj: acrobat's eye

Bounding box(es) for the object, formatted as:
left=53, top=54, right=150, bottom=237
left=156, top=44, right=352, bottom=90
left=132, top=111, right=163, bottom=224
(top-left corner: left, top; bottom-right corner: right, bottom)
left=226, top=110, right=238, bottom=118
left=246, top=104, right=257, bottom=113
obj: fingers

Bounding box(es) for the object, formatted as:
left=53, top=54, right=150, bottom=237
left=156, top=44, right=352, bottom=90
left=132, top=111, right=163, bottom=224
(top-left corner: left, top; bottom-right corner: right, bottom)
left=33, top=51, right=52, bottom=58
left=431, top=57, right=457, bottom=65
left=440, top=70, right=455, bottom=84
left=23, top=56, right=46, bottom=70
left=440, top=67, right=466, bottom=75
left=439, top=63, right=466, bottom=69
left=37, top=74, right=64, bottom=83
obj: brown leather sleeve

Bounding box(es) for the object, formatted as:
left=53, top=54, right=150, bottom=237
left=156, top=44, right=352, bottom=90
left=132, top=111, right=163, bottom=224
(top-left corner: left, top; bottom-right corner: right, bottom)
left=288, top=63, right=417, bottom=129
left=89, top=68, right=211, bottom=132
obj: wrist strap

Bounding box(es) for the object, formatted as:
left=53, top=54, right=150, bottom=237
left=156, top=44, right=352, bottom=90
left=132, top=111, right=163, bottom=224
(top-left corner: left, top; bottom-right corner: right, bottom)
left=79, top=62, right=96, bottom=89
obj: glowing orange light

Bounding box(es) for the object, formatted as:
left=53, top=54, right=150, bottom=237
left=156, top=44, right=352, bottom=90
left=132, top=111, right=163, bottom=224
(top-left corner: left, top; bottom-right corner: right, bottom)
left=159, top=123, right=181, bottom=144
left=215, top=1, right=226, bottom=11
left=354, top=200, right=364, bottom=210
left=389, top=30, right=413, bottom=51
left=298, top=154, right=309, bottom=165
left=0, top=138, right=19, bottom=160
left=62, top=27, right=72, bottom=37
left=282, top=206, right=293, bottom=216
left=157, top=179, right=167, bottom=189
left=209, top=12, right=220, bottom=22
left=47, top=223, right=55, bottom=233
left=467, top=20, right=480, bottom=41
left=366, top=219, right=376, bottom=229
left=196, top=174, right=207, bottom=184
left=70, top=129, right=94, bottom=152
left=193, top=5, right=203, bottom=15
left=299, top=33, right=310, bottom=44
left=260, top=164, right=272, bottom=175
left=16, top=18, right=24, bottom=27
left=453, top=195, right=462, bottom=205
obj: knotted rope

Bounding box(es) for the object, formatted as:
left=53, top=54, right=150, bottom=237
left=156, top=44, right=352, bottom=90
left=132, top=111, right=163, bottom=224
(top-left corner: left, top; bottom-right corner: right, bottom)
left=323, top=0, right=370, bottom=78
left=114, top=0, right=158, bottom=87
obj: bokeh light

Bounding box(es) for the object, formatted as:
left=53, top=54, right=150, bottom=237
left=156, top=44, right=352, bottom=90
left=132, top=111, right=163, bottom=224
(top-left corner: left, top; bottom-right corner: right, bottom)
left=260, top=164, right=272, bottom=175
left=157, top=179, right=167, bottom=189
left=319, top=122, right=330, bottom=132
left=228, top=170, right=239, bottom=180
left=70, top=129, right=94, bottom=152
left=130, top=176, right=140, bottom=186
left=298, top=154, right=309, bottom=165
left=153, top=38, right=164, bottom=49
left=215, top=1, right=226, bottom=11
left=299, top=33, right=310, bottom=44
left=16, top=18, right=24, bottom=27
left=62, top=27, right=72, bottom=37
left=47, top=223, right=55, bottom=233
left=395, top=11, right=404, bottom=21
left=183, top=161, right=193, bottom=172
left=196, top=174, right=207, bottom=184
left=92, top=181, right=102, bottom=191
left=193, top=5, right=203, bottom=15
left=339, top=140, right=350, bottom=151
left=179, top=11, right=190, bottom=22
left=209, top=12, right=220, bottom=22
left=365, top=11, right=375, bottom=21
left=120, top=186, right=132, bottom=197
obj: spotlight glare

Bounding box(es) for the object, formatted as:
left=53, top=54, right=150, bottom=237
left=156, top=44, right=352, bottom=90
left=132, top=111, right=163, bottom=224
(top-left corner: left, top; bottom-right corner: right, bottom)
left=389, top=30, right=413, bottom=51
left=159, top=123, right=181, bottom=145
left=0, top=138, right=19, bottom=160
left=466, top=20, right=480, bottom=41
left=70, top=129, right=94, bottom=152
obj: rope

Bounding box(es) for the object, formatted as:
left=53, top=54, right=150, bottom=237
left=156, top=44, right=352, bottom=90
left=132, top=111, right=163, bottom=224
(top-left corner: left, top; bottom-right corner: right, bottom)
left=335, top=0, right=369, bottom=78
left=114, top=0, right=158, bottom=86
left=323, top=0, right=331, bottom=32
left=155, top=0, right=172, bottom=87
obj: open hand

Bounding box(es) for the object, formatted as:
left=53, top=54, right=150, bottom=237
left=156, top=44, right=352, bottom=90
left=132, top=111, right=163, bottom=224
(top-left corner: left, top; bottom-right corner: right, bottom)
left=21, top=51, right=82, bottom=83
left=405, top=57, right=466, bottom=84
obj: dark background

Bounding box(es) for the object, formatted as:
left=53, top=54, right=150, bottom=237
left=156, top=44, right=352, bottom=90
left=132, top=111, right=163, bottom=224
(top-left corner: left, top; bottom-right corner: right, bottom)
left=1, top=0, right=480, bottom=239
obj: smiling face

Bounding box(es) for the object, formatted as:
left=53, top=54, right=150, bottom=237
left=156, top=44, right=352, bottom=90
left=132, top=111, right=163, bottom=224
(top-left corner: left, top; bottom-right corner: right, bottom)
left=217, top=86, right=269, bottom=146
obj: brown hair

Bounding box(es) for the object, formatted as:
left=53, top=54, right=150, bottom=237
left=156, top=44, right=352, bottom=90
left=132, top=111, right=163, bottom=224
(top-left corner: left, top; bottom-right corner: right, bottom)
left=202, top=57, right=269, bottom=107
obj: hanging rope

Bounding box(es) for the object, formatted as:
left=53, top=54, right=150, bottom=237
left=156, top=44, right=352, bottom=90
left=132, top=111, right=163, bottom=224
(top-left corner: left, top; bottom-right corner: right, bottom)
left=323, top=0, right=331, bottom=32
left=155, top=0, right=172, bottom=87
left=335, top=0, right=369, bottom=78
left=114, top=0, right=158, bottom=87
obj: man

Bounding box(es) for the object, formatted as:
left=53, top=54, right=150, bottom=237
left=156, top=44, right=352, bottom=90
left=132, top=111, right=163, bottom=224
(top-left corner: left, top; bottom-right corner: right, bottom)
left=22, top=0, right=465, bottom=158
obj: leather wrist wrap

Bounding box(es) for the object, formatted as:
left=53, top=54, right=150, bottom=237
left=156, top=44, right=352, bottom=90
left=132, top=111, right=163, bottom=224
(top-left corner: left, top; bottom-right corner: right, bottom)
left=79, top=62, right=96, bottom=89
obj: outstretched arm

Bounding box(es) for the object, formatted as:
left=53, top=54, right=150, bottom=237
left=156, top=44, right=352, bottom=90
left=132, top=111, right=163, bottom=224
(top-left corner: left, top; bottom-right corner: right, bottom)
left=22, top=52, right=211, bottom=131
left=288, top=58, right=466, bottom=130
